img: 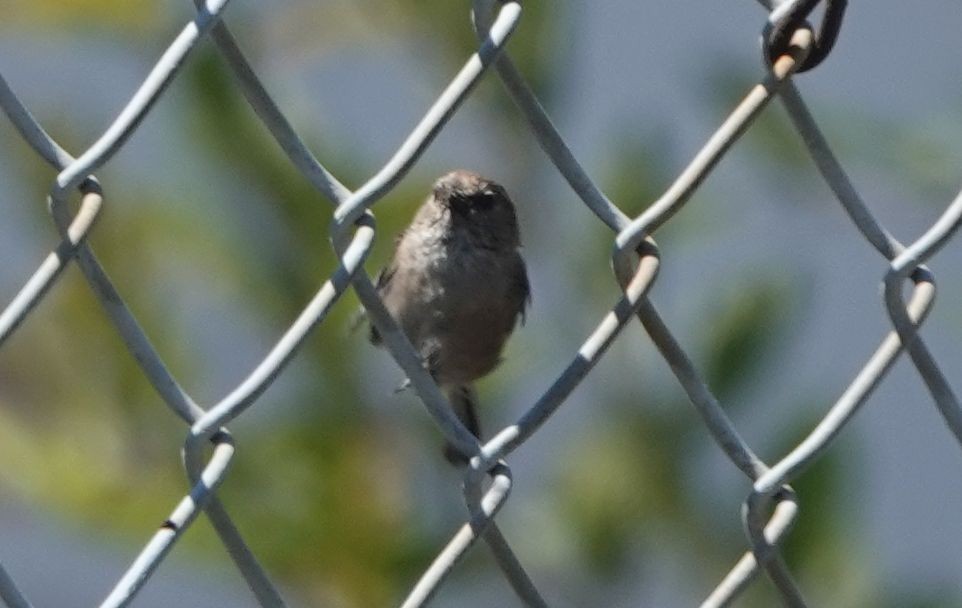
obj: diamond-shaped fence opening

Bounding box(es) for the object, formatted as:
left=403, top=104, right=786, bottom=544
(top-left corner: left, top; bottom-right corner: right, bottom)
left=1, top=0, right=961, bottom=606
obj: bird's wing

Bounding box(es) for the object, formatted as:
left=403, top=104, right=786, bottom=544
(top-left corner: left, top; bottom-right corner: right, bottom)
left=374, top=260, right=397, bottom=294
left=512, top=254, right=531, bottom=325
left=367, top=259, right=399, bottom=345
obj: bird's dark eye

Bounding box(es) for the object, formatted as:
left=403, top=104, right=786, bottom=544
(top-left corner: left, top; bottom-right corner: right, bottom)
left=473, top=189, right=497, bottom=208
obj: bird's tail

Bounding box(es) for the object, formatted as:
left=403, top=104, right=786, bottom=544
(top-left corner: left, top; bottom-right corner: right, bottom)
left=442, top=384, right=480, bottom=465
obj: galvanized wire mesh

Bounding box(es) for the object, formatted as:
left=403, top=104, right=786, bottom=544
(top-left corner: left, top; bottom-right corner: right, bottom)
left=1, top=0, right=960, bottom=606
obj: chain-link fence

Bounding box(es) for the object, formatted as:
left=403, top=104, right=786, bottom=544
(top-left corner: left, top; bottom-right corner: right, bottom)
left=1, top=0, right=961, bottom=606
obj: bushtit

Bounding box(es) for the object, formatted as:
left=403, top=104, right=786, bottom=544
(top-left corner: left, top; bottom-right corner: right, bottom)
left=370, top=170, right=530, bottom=462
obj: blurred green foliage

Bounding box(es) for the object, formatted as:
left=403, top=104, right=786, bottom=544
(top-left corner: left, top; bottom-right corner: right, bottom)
left=3, top=0, right=167, bottom=36
left=702, top=277, right=796, bottom=401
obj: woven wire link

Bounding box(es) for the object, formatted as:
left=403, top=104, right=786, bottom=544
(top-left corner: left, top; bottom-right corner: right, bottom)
left=0, top=0, right=959, bottom=606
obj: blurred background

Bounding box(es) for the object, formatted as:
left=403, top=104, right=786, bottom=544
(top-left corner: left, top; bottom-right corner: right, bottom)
left=1, top=1, right=961, bottom=606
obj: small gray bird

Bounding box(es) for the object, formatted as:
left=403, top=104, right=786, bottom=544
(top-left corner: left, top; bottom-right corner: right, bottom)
left=370, top=170, right=530, bottom=462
